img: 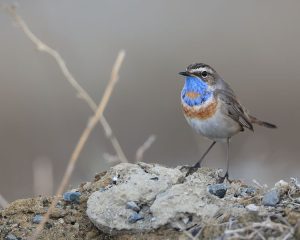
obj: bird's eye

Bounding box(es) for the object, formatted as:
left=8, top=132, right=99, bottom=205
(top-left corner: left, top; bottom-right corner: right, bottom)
left=201, top=71, right=208, bottom=78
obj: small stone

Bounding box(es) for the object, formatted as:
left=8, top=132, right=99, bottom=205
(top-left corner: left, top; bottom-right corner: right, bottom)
left=45, top=222, right=53, bottom=229
left=235, top=187, right=256, bottom=197
left=5, top=234, right=18, bottom=240
left=82, top=182, right=92, bottom=191
left=275, top=180, right=289, bottom=188
left=58, top=218, right=64, bottom=224
left=246, top=204, right=259, bottom=212
left=275, top=180, right=289, bottom=196
left=182, top=216, right=190, bottom=224
left=191, top=225, right=201, bottom=237
left=262, top=189, right=280, bottom=206
left=126, top=201, right=140, bottom=212
left=63, top=191, right=81, bottom=204
left=112, top=176, right=118, bottom=184
left=72, top=222, right=80, bottom=229
left=50, top=208, right=66, bottom=218
left=208, top=183, right=227, bottom=198
left=128, top=213, right=144, bottom=223
left=32, top=214, right=43, bottom=224
left=99, top=188, right=106, bottom=192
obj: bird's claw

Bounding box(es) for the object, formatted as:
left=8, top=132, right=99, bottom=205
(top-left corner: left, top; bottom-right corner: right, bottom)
left=180, top=165, right=201, bottom=177
left=217, top=172, right=232, bottom=183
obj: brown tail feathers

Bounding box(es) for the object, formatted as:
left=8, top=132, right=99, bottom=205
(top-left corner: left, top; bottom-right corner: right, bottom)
left=249, top=115, right=277, bottom=129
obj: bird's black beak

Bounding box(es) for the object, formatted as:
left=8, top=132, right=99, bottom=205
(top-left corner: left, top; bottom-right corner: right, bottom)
left=179, top=71, right=190, bottom=76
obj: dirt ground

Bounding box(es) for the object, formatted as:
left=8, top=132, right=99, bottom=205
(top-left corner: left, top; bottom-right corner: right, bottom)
left=1, top=163, right=300, bottom=240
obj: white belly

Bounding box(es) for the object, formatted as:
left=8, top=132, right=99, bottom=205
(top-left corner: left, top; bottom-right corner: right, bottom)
left=185, top=108, right=241, bottom=142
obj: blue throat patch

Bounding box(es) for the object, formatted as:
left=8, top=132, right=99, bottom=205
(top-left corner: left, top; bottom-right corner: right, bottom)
left=181, top=76, right=212, bottom=107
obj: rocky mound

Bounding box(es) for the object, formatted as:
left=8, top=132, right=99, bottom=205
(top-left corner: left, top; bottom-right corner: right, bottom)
left=1, top=162, right=300, bottom=239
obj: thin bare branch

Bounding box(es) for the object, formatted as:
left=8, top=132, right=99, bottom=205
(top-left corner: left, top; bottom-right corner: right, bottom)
left=0, top=193, right=8, bottom=209
left=6, top=5, right=128, bottom=164
left=135, top=135, right=156, bottom=163
left=30, top=50, right=125, bottom=240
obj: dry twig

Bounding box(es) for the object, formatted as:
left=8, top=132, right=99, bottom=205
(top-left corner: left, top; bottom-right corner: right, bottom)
left=135, top=134, right=156, bottom=162
left=224, top=217, right=291, bottom=239
left=6, top=5, right=128, bottom=164
left=252, top=179, right=268, bottom=189
left=174, top=222, right=198, bottom=240
left=30, top=50, right=125, bottom=240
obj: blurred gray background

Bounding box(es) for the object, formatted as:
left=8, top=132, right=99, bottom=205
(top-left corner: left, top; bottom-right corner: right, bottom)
left=0, top=0, right=299, bottom=201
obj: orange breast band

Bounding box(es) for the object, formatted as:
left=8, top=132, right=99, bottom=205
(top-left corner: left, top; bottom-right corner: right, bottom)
left=182, top=99, right=218, bottom=120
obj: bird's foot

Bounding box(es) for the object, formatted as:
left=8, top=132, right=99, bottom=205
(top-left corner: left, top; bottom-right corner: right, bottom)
left=180, top=165, right=201, bottom=177
left=217, top=171, right=232, bottom=184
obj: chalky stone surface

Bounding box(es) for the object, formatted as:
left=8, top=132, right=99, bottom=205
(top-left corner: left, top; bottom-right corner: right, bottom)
left=86, top=163, right=246, bottom=234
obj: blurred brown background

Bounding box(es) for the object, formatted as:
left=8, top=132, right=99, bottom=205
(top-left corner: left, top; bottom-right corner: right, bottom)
left=0, top=0, right=299, bottom=201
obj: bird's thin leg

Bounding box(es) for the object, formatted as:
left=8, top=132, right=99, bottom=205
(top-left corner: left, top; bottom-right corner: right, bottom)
left=194, top=141, right=216, bottom=168
left=218, top=138, right=230, bottom=183
left=224, top=138, right=230, bottom=179
left=186, top=141, right=216, bottom=176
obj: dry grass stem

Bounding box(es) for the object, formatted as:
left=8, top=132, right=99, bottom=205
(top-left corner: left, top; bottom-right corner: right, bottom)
left=174, top=222, right=197, bottom=240
left=224, top=217, right=292, bottom=239
left=252, top=179, right=268, bottom=189
left=29, top=50, right=125, bottom=239
left=103, top=153, right=120, bottom=164
left=0, top=193, right=8, bottom=209
left=135, top=134, right=156, bottom=162
left=6, top=5, right=128, bottom=164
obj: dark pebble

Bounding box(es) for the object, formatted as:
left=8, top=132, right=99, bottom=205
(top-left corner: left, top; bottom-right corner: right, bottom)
left=126, top=201, right=140, bottom=212
left=32, top=214, right=43, bottom=224
left=5, top=234, right=18, bottom=240
left=191, top=225, right=202, bottom=237
left=150, top=177, right=159, bottom=181
left=45, top=222, right=53, bottom=229
left=63, top=191, right=81, bottom=203
left=262, top=189, right=280, bottom=206
left=208, top=183, right=228, bottom=198
left=128, top=213, right=144, bottom=223
left=112, top=175, right=118, bottom=185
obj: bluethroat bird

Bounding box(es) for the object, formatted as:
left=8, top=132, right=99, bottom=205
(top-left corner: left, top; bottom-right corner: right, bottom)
left=179, top=63, right=277, bottom=180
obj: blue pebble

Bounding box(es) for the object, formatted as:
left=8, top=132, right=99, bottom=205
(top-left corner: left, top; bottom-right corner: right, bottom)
left=262, top=190, right=280, bottom=206
left=63, top=191, right=81, bottom=203
left=128, top=212, right=143, bottom=223
left=126, top=201, right=140, bottom=212
left=208, top=183, right=228, bottom=198
left=5, top=234, right=18, bottom=240
left=32, top=214, right=43, bottom=224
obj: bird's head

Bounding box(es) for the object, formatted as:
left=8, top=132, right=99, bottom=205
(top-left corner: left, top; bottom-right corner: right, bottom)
left=179, top=63, right=217, bottom=106
left=179, top=63, right=218, bottom=86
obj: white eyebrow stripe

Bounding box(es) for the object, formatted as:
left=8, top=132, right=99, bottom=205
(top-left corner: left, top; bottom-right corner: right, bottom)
left=189, top=67, right=213, bottom=74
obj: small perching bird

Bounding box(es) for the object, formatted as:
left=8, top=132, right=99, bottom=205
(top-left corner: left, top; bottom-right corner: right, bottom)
left=179, top=63, right=276, bottom=180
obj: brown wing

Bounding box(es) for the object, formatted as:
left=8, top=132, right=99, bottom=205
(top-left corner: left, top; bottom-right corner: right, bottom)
left=214, top=89, right=253, bottom=131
